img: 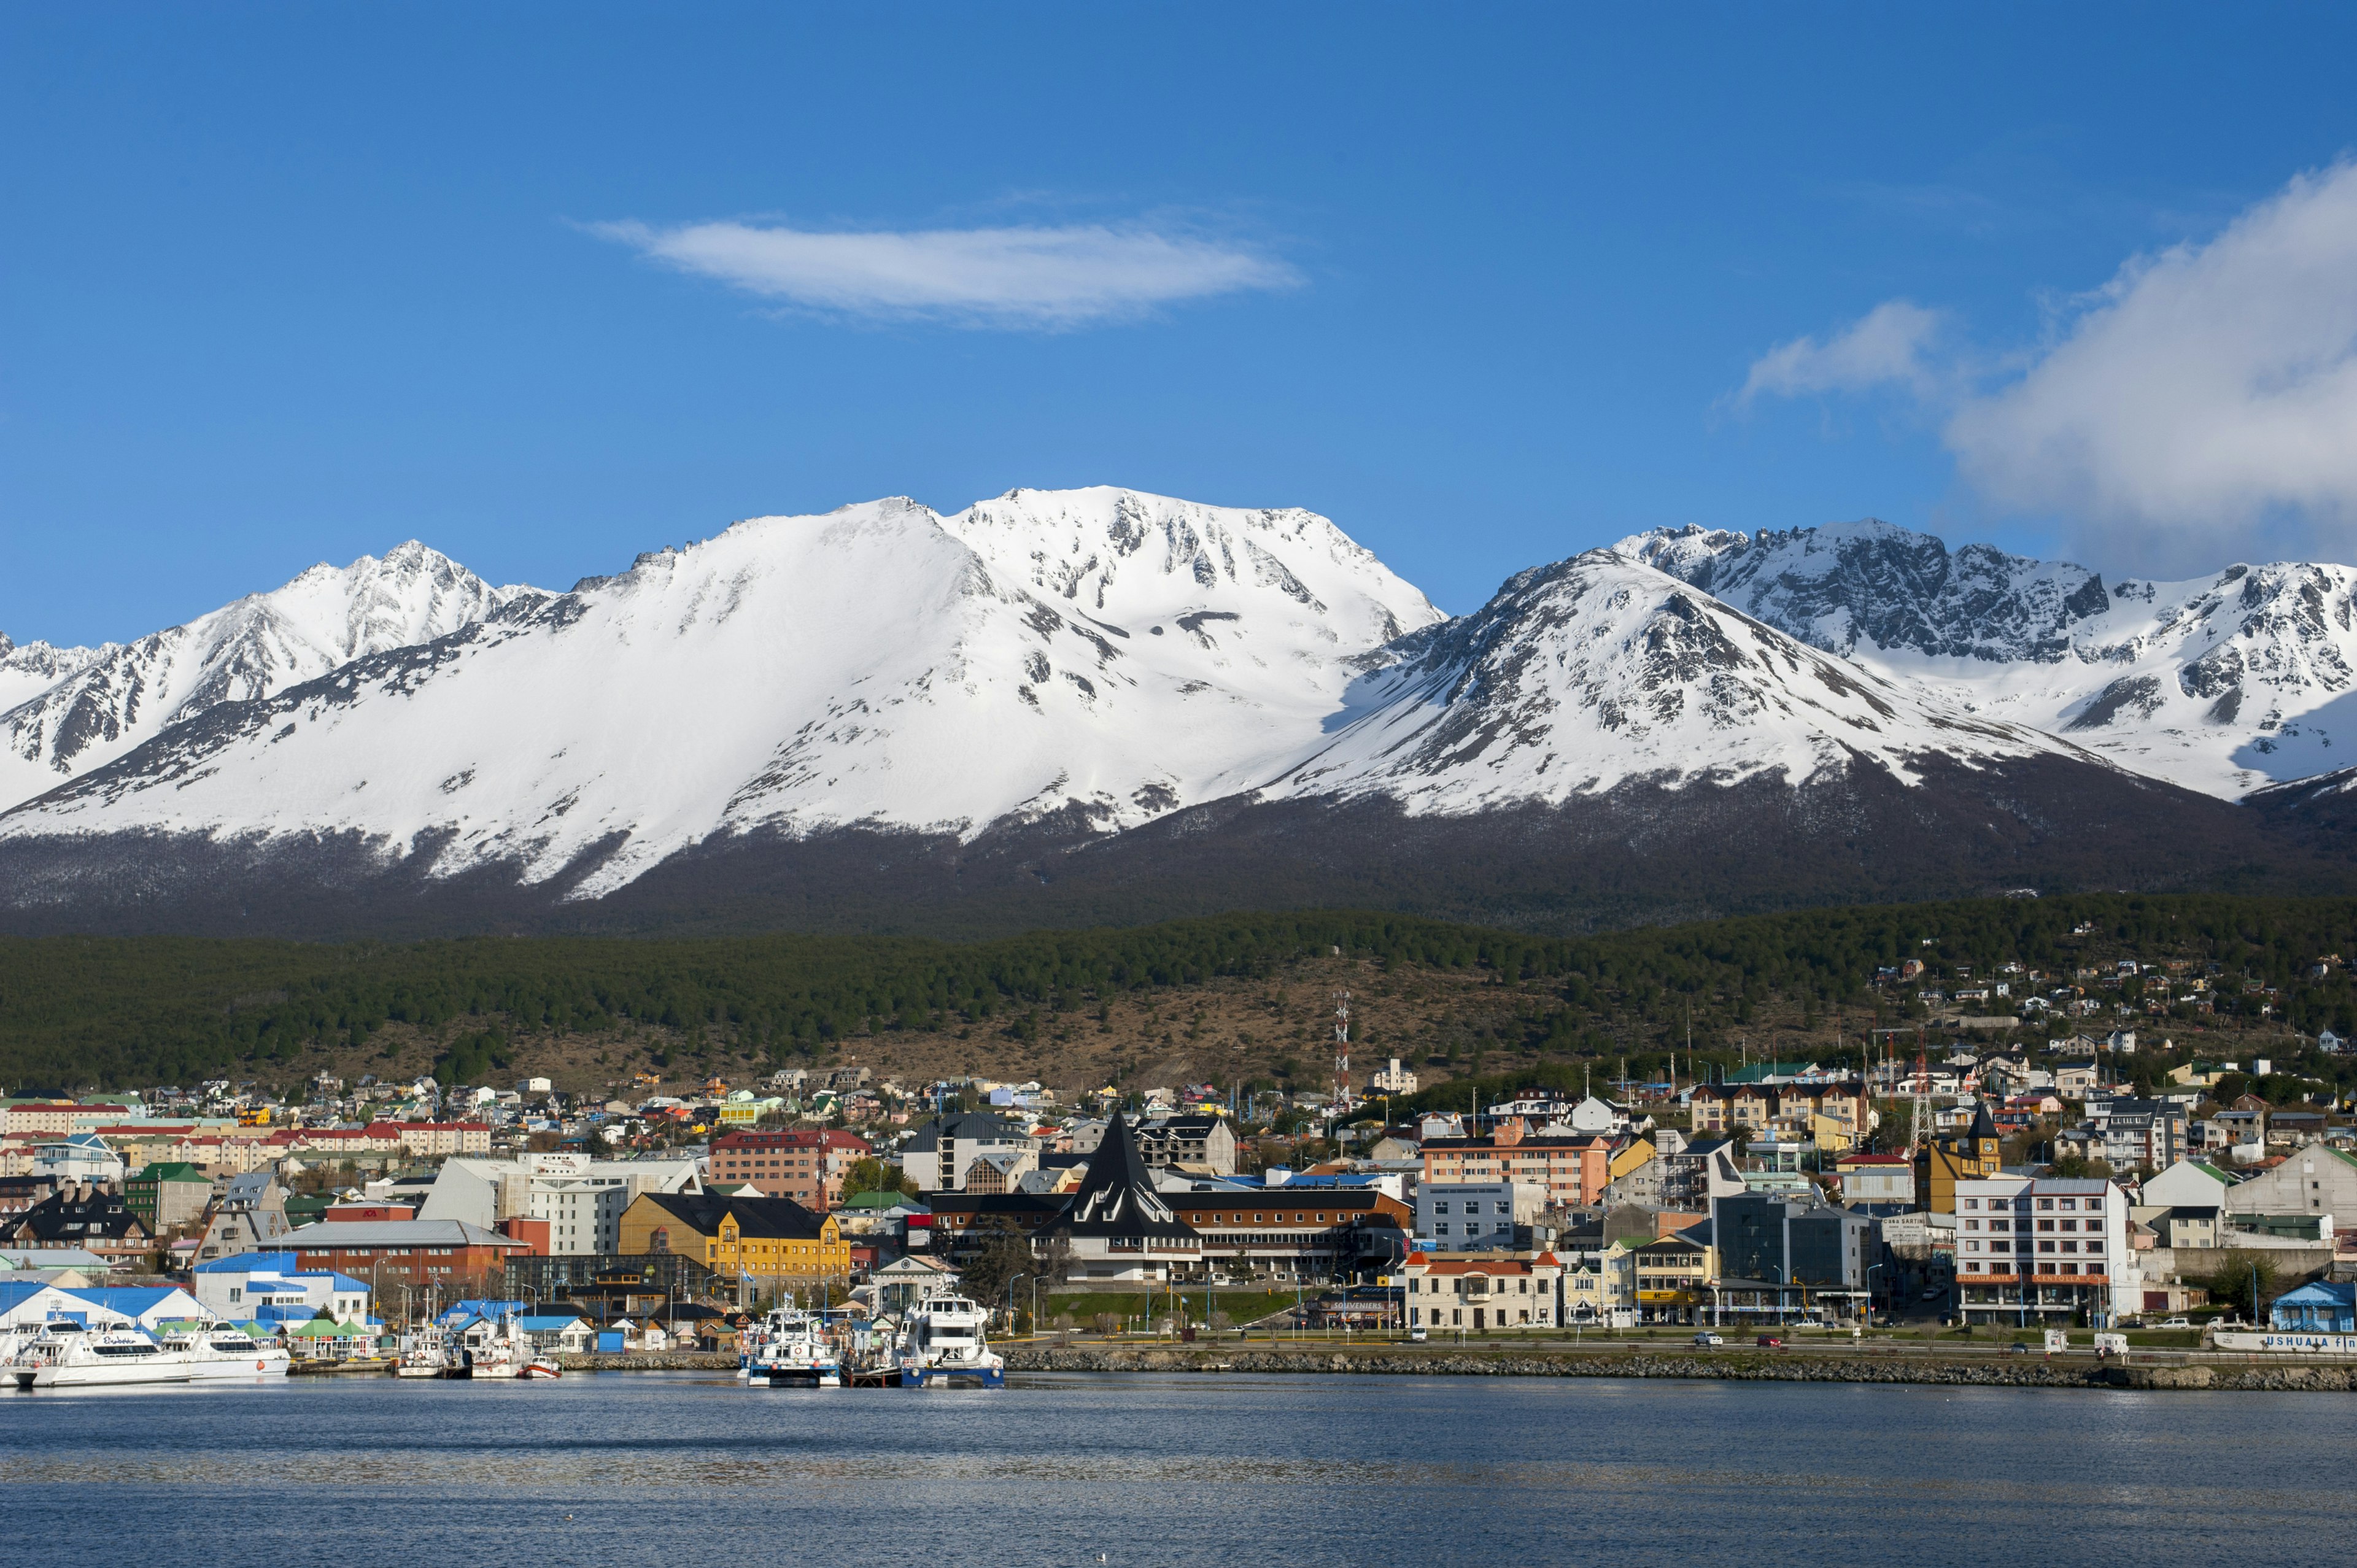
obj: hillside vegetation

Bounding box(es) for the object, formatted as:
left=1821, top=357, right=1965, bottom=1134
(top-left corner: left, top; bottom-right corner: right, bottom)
left=4, top=896, right=2356, bottom=1095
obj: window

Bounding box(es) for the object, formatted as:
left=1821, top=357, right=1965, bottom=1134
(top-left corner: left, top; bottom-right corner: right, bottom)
left=1991, top=1219, right=2010, bottom=1232
left=1964, top=1199, right=1980, bottom=1210
left=1964, top=1219, right=1980, bottom=1231
left=2038, top=1240, right=2056, bottom=1253
left=2059, top=1197, right=2077, bottom=1210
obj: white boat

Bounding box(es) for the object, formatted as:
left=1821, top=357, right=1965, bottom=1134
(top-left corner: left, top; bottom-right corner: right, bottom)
left=894, top=1294, right=1004, bottom=1388
left=156, top=1326, right=290, bottom=1380
left=12, top=1324, right=194, bottom=1389
left=394, top=1324, right=448, bottom=1378
left=749, top=1306, right=841, bottom=1387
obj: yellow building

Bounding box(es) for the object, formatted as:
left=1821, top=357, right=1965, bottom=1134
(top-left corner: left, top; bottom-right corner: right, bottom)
left=617, top=1192, right=850, bottom=1288
left=1918, top=1101, right=2002, bottom=1215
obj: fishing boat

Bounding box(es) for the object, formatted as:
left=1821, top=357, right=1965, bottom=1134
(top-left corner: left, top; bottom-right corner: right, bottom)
left=11, top=1324, right=194, bottom=1389
left=894, top=1294, right=1004, bottom=1388
left=393, top=1323, right=448, bottom=1378
left=156, top=1325, right=291, bottom=1380
left=748, top=1305, right=842, bottom=1386
left=449, top=1315, right=522, bottom=1379
left=519, top=1358, right=562, bottom=1379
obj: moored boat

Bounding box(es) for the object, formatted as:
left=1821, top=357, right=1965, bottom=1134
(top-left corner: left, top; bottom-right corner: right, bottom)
left=894, top=1294, right=1004, bottom=1388
left=12, top=1324, right=194, bottom=1389
left=157, top=1326, right=291, bottom=1380
left=749, top=1305, right=842, bottom=1386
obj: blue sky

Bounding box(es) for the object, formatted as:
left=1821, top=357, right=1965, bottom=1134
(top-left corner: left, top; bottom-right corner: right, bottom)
left=6, top=4, right=2357, bottom=646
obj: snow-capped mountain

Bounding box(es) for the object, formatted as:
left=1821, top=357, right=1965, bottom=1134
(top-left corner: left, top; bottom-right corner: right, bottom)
left=0, top=635, right=103, bottom=717
left=1271, top=549, right=2089, bottom=811
left=1, top=489, right=1442, bottom=898
left=1624, top=520, right=2357, bottom=798
left=0, top=542, right=538, bottom=813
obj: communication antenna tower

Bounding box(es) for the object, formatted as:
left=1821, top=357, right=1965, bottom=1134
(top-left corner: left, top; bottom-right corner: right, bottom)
left=1333, top=990, right=1352, bottom=1114
left=1909, top=1025, right=1932, bottom=1157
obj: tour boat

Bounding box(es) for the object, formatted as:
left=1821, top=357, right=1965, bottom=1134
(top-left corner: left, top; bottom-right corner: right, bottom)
left=11, top=1324, right=194, bottom=1389
left=894, top=1294, right=1005, bottom=1388
left=749, top=1305, right=842, bottom=1386
left=156, top=1326, right=291, bottom=1380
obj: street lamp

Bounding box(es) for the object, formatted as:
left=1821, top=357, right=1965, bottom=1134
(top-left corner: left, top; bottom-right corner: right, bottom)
left=1865, top=1263, right=1884, bottom=1330
left=1005, top=1272, right=1030, bottom=1338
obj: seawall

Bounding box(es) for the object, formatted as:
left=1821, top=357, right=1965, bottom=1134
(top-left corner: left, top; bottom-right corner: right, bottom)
left=1000, top=1343, right=2357, bottom=1391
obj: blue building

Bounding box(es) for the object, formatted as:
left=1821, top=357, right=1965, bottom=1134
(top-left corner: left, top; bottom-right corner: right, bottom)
left=2269, top=1280, right=2355, bottom=1334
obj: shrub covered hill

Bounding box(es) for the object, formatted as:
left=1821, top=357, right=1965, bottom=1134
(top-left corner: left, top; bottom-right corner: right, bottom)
left=9, top=894, right=2357, bottom=1099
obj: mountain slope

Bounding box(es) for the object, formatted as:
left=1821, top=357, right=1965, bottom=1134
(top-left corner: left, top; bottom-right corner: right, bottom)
left=1625, top=520, right=2357, bottom=798
left=0, top=489, right=1442, bottom=900
left=0, top=635, right=103, bottom=717
left=0, top=543, right=536, bottom=811
left=1269, top=549, right=2092, bottom=811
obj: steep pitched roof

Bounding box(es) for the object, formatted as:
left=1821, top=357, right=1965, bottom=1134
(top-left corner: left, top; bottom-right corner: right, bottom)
left=637, top=1191, right=830, bottom=1241
left=1061, top=1111, right=1194, bottom=1242
left=1968, top=1100, right=1999, bottom=1141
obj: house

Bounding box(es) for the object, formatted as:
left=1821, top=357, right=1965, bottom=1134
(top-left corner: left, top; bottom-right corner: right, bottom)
left=1618, top=1234, right=1713, bottom=1324
left=2270, top=1279, right=2355, bottom=1334
left=1400, top=1250, right=1565, bottom=1332
left=1836, top=1153, right=1916, bottom=1206
left=5, top=1181, right=153, bottom=1264
left=961, top=1148, right=1039, bottom=1194
left=31, top=1133, right=125, bottom=1186
left=2134, top=1159, right=2231, bottom=1249
left=195, top=1171, right=293, bottom=1262
left=616, top=1191, right=850, bottom=1289
left=1917, top=1102, right=2004, bottom=1215
left=512, top=1313, right=595, bottom=1353
left=416, top=1151, right=703, bottom=1256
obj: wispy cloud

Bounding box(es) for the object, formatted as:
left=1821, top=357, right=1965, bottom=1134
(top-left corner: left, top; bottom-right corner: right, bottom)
left=1736, top=161, right=2357, bottom=570
left=589, top=218, right=1299, bottom=329
left=1733, top=300, right=1949, bottom=410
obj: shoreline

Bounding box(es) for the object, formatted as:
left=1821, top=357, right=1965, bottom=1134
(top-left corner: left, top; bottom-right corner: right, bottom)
left=997, top=1343, right=2357, bottom=1391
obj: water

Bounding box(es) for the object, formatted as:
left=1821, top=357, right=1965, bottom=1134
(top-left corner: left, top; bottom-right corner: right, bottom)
left=2, top=1370, right=2348, bottom=1566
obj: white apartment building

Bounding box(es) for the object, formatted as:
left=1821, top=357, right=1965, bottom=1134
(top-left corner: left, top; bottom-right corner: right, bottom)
left=1953, top=1174, right=2138, bottom=1326
left=416, top=1152, right=702, bottom=1255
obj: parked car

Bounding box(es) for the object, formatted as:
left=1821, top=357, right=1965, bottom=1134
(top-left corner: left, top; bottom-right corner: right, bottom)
left=1692, top=1332, right=1724, bottom=1346
left=1755, top=1335, right=1784, bottom=1348
left=2157, top=1316, right=2192, bottom=1329
left=1408, top=1326, right=1429, bottom=1342
left=1920, top=1287, right=1943, bottom=1300
left=2007, top=1342, right=2031, bottom=1354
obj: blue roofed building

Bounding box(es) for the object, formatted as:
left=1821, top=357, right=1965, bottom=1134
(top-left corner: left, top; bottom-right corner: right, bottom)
left=2269, top=1279, right=2355, bottom=1334
left=190, top=1252, right=371, bottom=1326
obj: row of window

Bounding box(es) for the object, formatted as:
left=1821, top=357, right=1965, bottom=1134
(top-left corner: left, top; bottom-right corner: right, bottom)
left=1962, top=1217, right=2102, bottom=1232
left=1408, top=1307, right=1552, bottom=1326
left=1964, top=1238, right=2102, bottom=1253
left=1962, top=1195, right=2103, bottom=1211
left=1430, top=1201, right=1512, bottom=1216
left=1960, top=1261, right=2102, bottom=1275
left=1407, top=1275, right=1543, bottom=1294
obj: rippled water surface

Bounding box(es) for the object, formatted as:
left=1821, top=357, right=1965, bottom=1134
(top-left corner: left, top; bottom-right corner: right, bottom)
left=3, top=1370, right=2348, bottom=1566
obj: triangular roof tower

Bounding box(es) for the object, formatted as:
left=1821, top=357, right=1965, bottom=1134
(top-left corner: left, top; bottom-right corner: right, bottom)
left=1061, top=1110, right=1194, bottom=1242
left=1968, top=1100, right=1998, bottom=1141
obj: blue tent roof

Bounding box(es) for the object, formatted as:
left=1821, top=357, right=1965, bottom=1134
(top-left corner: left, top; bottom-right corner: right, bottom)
left=513, top=1315, right=586, bottom=1331
left=193, top=1251, right=300, bottom=1274
left=438, top=1298, right=530, bottom=1326
left=0, top=1280, right=61, bottom=1314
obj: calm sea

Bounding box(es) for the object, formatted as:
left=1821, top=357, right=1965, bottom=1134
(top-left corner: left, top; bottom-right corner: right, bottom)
left=2, top=1370, right=2347, bottom=1566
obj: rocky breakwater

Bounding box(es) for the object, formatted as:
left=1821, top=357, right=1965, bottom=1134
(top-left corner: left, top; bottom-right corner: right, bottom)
left=1004, top=1343, right=2357, bottom=1391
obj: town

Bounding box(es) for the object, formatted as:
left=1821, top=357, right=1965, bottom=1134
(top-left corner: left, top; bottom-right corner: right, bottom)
left=9, top=910, right=2357, bottom=1383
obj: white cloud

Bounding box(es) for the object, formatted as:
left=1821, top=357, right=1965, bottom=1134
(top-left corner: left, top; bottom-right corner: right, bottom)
left=1734, top=300, right=1948, bottom=409
left=1739, top=162, right=2357, bottom=569
left=1946, top=161, right=2357, bottom=564
left=590, top=218, right=1298, bottom=328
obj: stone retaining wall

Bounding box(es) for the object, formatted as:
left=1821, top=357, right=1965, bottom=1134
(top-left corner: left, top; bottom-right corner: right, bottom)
left=551, top=1351, right=741, bottom=1372
left=1000, top=1344, right=2357, bottom=1391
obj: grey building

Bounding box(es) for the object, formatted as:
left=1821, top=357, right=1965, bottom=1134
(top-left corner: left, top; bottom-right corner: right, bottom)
left=1416, top=1182, right=1545, bottom=1251
left=900, top=1113, right=1035, bottom=1194
left=1135, top=1114, right=1239, bottom=1177
left=1711, top=1191, right=1872, bottom=1295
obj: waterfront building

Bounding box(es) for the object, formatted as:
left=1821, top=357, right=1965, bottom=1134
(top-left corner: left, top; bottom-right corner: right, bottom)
left=190, top=1251, right=371, bottom=1326
left=1953, top=1174, right=2136, bottom=1326
left=1162, top=1187, right=1411, bottom=1278
left=195, top=1171, right=293, bottom=1263
left=287, top=1218, right=533, bottom=1296
left=1399, top=1250, right=1564, bottom=1332
left=1618, top=1234, right=1713, bottom=1324
left=1414, top=1181, right=1543, bottom=1251
left=1059, top=1111, right=1203, bottom=1283
left=1711, top=1191, right=1873, bottom=1319
left=2270, top=1280, right=2356, bottom=1333
left=2223, top=1143, right=2357, bottom=1225
left=615, top=1191, right=850, bottom=1290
